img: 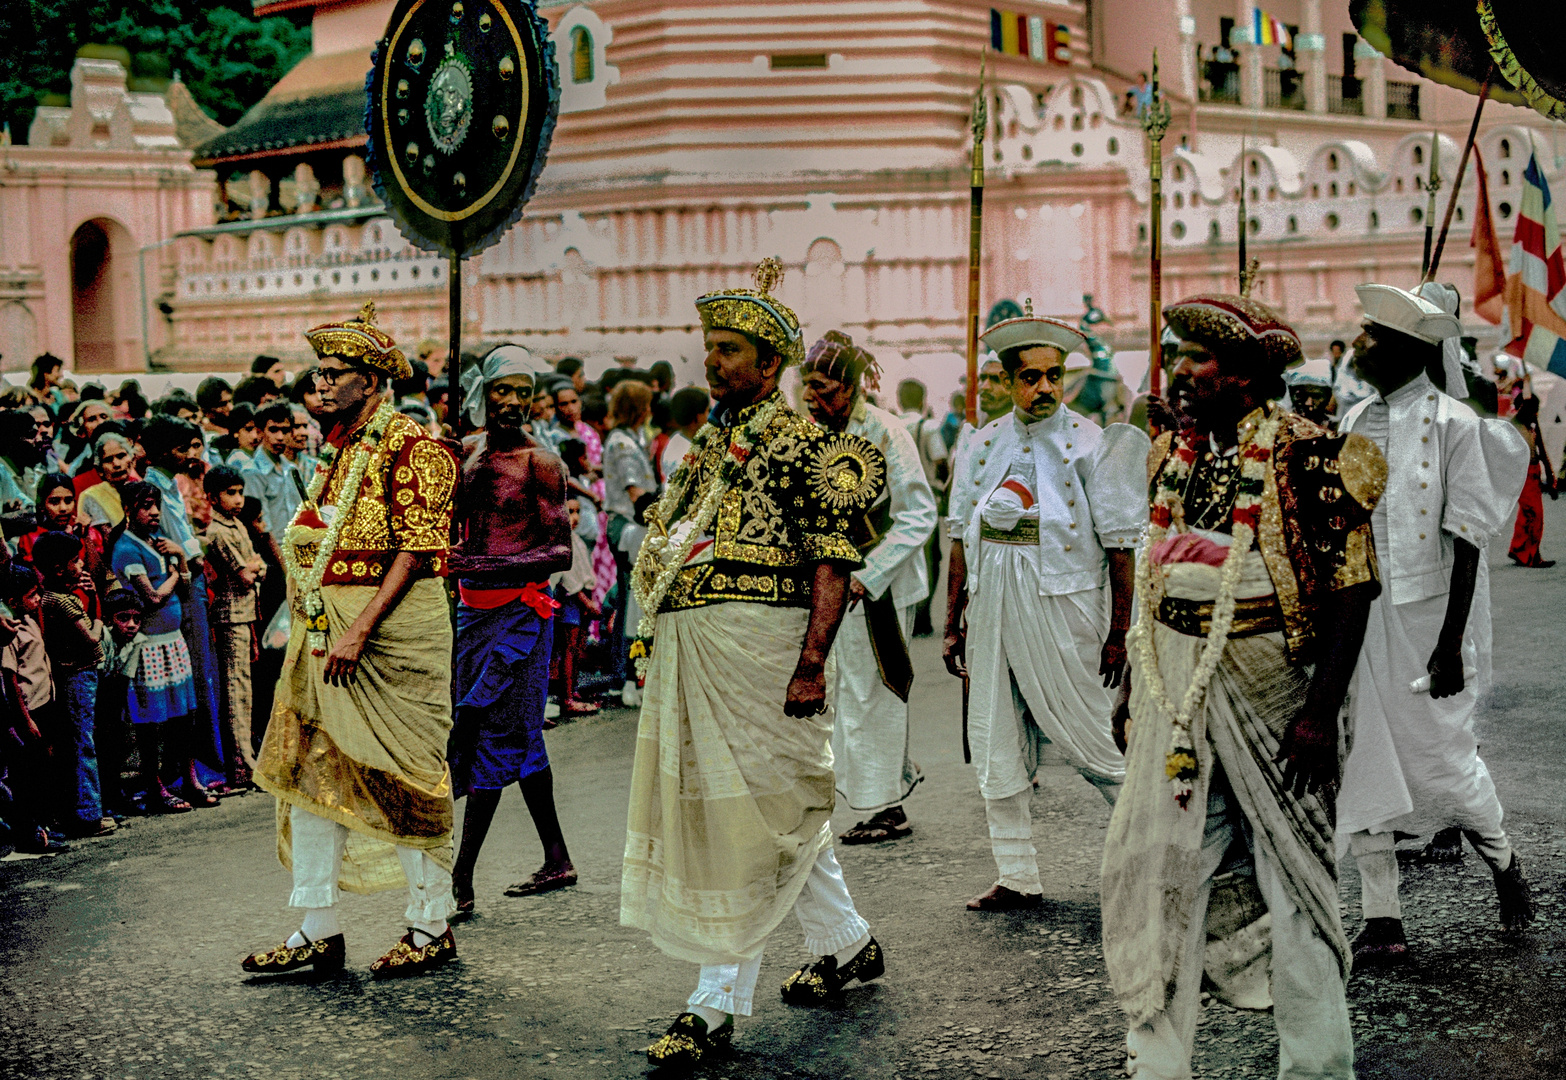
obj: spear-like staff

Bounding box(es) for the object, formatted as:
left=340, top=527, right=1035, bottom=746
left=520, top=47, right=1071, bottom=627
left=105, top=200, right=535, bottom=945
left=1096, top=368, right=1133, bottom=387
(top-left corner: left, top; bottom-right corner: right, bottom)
left=1141, top=51, right=1172, bottom=398
left=965, top=53, right=987, bottom=427
left=1420, top=129, right=1441, bottom=277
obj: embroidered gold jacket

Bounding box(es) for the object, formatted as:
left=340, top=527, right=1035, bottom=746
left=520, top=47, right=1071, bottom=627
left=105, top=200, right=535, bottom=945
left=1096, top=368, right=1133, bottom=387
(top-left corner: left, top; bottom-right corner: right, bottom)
left=659, top=391, right=886, bottom=612
left=297, top=412, right=459, bottom=586
left=1148, top=407, right=1387, bottom=663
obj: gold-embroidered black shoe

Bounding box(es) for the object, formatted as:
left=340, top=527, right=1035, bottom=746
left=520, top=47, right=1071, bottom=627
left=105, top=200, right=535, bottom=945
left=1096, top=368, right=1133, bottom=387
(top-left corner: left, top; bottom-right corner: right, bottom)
left=780, top=937, right=885, bottom=1005
left=240, top=933, right=346, bottom=974
left=645, top=1012, right=733, bottom=1071
left=369, top=927, right=456, bottom=978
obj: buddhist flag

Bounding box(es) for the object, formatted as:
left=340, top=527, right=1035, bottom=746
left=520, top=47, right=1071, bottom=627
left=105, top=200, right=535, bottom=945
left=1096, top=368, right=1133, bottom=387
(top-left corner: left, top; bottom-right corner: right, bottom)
left=1252, top=8, right=1293, bottom=48
left=1471, top=147, right=1506, bottom=325
left=990, top=10, right=1047, bottom=61
left=1502, top=152, right=1566, bottom=376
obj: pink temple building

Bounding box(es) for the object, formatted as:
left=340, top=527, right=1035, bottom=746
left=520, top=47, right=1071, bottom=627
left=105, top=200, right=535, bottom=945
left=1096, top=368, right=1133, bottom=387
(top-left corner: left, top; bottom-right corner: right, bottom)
left=3, top=0, right=1563, bottom=378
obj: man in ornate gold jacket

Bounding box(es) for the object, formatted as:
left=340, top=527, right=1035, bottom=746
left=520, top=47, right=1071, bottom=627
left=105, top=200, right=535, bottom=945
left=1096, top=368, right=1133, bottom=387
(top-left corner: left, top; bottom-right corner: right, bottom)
left=622, top=260, right=889, bottom=1070
left=1101, top=293, right=1386, bottom=1080
left=244, top=304, right=462, bottom=979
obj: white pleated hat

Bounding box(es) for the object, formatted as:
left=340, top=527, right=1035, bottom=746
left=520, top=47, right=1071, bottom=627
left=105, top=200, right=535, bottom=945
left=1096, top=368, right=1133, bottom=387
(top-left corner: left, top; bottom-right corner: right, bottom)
left=1356, top=283, right=1461, bottom=345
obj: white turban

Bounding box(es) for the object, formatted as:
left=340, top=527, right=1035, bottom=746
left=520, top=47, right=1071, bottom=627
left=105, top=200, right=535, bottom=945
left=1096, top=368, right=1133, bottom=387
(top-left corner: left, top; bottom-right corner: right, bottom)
left=461, top=344, right=552, bottom=428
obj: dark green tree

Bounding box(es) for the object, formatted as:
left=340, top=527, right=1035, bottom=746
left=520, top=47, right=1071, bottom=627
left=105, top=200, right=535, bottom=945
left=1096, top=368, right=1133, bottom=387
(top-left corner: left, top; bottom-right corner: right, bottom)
left=0, top=1, right=311, bottom=143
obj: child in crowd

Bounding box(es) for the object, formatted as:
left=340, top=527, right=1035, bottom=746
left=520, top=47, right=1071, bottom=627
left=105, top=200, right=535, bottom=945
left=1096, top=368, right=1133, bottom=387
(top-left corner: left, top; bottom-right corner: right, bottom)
left=31, top=531, right=113, bottom=839
left=215, top=403, right=260, bottom=468
left=96, top=590, right=146, bottom=816
left=552, top=496, right=602, bottom=720
left=1, top=564, right=66, bottom=852
left=202, top=466, right=264, bottom=785
left=23, top=472, right=117, bottom=600
left=109, top=481, right=203, bottom=813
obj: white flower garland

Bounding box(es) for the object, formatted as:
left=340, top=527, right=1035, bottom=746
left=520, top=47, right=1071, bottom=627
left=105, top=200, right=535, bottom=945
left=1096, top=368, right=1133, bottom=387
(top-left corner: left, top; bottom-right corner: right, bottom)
left=629, top=394, right=785, bottom=674
left=281, top=398, right=398, bottom=656
left=1135, top=408, right=1282, bottom=808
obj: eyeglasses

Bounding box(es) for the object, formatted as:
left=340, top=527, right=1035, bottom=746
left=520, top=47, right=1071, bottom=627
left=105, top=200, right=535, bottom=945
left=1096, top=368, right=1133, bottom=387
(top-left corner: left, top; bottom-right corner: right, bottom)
left=313, top=367, right=359, bottom=385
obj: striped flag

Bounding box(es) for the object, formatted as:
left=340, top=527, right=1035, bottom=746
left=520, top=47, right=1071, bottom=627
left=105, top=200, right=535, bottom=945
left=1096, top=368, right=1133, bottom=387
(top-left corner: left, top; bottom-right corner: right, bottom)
left=991, top=10, right=1054, bottom=61
left=1503, top=152, right=1566, bottom=376
left=1252, top=8, right=1293, bottom=49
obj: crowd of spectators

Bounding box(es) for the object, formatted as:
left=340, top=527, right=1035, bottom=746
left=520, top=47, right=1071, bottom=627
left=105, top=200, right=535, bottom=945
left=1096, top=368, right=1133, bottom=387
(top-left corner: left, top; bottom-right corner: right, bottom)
left=0, top=347, right=960, bottom=858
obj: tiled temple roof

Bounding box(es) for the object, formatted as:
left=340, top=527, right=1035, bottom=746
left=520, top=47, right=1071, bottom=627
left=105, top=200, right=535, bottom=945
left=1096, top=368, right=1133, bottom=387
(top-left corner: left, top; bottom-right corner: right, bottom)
left=193, top=48, right=370, bottom=166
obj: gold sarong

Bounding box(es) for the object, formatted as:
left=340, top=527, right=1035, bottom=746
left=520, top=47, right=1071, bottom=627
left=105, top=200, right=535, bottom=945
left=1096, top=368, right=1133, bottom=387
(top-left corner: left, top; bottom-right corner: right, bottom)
left=255, top=578, right=454, bottom=894
left=620, top=603, right=834, bottom=965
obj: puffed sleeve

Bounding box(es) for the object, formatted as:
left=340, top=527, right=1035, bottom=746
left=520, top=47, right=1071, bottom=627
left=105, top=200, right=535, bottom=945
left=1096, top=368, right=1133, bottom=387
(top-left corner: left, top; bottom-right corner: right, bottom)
left=946, top=422, right=979, bottom=535
left=795, top=432, right=887, bottom=564
left=1442, top=415, right=1528, bottom=542
left=1085, top=423, right=1152, bottom=549
left=390, top=434, right=459, bottom=553
left=853, top=415, right=937, bottom=600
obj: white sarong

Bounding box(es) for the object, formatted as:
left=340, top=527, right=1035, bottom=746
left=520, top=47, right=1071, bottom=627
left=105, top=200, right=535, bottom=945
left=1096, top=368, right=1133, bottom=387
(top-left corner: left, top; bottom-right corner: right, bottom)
left=967, top=542, right=1124, bottom=800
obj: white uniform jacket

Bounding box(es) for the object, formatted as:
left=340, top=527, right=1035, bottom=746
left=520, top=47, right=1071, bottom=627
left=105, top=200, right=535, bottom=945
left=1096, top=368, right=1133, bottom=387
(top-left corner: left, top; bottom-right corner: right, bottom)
left=1340, top=374, right=1527, bottom=606
left=950, top=408, right=1149, bottom=597
left=845, top=402, right=938, bottom=608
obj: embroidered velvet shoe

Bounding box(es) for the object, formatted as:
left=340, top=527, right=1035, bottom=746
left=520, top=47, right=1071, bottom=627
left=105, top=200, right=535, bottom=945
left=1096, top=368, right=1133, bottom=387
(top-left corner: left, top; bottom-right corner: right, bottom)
left=1351, top=917, right=1408, bottom=965
left=1494, top=853, right=1536, bottom=933
left=369, top=927, right=456, bottom=977
left=645, top=1011, right=733, bottom=1070
left=240, top=932, right=346, bottom=974
left=780, top=937, right=885, bottom=1005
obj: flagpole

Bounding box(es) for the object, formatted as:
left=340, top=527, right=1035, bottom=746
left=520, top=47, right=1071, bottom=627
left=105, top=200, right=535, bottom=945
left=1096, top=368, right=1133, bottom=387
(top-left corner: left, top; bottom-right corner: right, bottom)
left=965, top=53, right=987, bottom=427
left=1141, top=50, right=1172, bottom=399
left=1426, top=64, right=1495, bottom=283
left=1237, top=133, right=1248, bottom=287
left=1421, top=130, right=1441, bottom=277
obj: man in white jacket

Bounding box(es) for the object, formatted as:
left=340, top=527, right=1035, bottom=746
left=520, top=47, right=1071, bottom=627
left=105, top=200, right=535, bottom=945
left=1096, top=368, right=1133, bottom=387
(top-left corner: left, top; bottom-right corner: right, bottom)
left=802, top=332, right=938, bottom=844
left=944, top=308, right=1148, bottom=911
left=1338, top=283, right=1536, bottom=962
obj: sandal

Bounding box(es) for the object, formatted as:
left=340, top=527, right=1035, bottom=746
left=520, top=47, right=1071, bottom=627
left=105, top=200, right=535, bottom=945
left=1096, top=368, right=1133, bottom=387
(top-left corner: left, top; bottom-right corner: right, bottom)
left=452, top=877, right=476, bottom=920
left=185, top=786, right=220, bottom=809
left=839, top=807, right=912, bottom=845
left=566, top=699, right=600, bottom=716
left=152, top=791, right=193, bottom=814
left=503, top=861, right=578, bottom=897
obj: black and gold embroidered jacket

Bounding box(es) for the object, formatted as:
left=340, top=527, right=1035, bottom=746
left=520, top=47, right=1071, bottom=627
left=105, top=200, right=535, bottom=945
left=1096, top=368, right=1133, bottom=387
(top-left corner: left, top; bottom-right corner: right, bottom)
left=658, top=391, right=886, bottom=613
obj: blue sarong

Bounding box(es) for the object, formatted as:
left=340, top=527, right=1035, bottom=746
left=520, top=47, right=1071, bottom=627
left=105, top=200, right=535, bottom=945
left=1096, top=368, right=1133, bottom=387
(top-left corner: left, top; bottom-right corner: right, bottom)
left=450, top=599, right=553, bottom=792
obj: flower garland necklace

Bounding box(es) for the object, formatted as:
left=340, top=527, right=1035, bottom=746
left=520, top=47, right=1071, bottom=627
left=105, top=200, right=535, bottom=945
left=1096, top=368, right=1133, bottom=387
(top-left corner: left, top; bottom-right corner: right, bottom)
left=281, top=398, right=398, bottom=656
left=629, top=393, right=785, bottom=675
left=1134, top=407, right=1282, bottom=809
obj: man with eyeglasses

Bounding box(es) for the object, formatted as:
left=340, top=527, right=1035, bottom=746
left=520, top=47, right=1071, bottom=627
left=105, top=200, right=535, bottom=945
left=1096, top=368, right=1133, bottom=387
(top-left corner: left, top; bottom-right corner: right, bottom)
left=246, top=303, right=462, bottom=980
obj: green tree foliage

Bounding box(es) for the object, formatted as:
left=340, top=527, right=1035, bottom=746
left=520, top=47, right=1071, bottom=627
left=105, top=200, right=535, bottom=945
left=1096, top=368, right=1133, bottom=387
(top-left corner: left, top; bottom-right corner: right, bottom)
left=0, top=1, right=311, bottom=142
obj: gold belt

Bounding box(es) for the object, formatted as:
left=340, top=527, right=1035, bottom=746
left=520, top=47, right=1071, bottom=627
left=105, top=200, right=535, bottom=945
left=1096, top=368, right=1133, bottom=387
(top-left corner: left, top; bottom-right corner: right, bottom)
left=1157, top=595, right=1284, bottom=638
left=980, top=519, right=1040, bottom=546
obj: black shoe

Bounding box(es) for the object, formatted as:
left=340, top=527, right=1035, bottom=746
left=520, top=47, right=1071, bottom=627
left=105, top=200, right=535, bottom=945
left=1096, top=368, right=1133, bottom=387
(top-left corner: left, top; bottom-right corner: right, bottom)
left=1494, top=853, right=1536, bottom=933
left=1352, top=917, right=1408, bottom=965
left=780, top=937, right=885, bottom=1005
left=645, top=1012, right=733, bottom=1071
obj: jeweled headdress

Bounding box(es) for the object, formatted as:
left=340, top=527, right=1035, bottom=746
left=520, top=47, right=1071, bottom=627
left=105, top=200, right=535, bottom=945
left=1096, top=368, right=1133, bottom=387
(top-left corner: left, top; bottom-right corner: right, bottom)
left=304, top=301, right=412, bottom=380
left=695, top=257, right=805, bottom=367
left=1162, top=293, right=1303, bottom=370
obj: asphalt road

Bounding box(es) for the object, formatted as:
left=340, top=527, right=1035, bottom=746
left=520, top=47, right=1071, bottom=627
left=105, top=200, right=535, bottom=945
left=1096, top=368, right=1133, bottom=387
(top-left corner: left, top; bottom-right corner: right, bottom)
left=4, top=504, right=1565, bottom=1080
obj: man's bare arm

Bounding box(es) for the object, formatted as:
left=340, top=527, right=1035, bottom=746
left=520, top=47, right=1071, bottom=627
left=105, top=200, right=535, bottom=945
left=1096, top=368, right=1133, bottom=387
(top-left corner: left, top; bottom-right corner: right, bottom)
left=1428, top=538, right=1479, bottom=699
left=323, top=551, right=422, bottom=687
left=943, top=539, right=968, bottom=677
left=1277, top=581, right=1377, bottom=797
left=784, top=561, right=851, bottom=718
left=1100, top=548, right=1135, bottom=688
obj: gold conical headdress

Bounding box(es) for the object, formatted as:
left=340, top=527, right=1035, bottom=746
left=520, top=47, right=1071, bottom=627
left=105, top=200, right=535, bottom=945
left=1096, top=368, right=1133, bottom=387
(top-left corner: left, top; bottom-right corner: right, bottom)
left=695, top=256, right=804, bottom=366
left=304, top=302, right=412, bottom=379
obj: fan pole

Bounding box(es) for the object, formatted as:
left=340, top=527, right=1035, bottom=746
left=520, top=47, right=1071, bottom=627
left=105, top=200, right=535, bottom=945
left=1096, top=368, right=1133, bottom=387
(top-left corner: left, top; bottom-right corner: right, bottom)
left=1427, top=65, right=1494, bottom=283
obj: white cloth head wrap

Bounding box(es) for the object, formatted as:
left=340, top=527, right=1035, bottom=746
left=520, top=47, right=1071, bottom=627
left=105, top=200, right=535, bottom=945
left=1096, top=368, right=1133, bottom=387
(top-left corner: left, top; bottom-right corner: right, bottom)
left=1414, top=282, right=1469, bottom=398
left=461, top=344, right=552, bottom=428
